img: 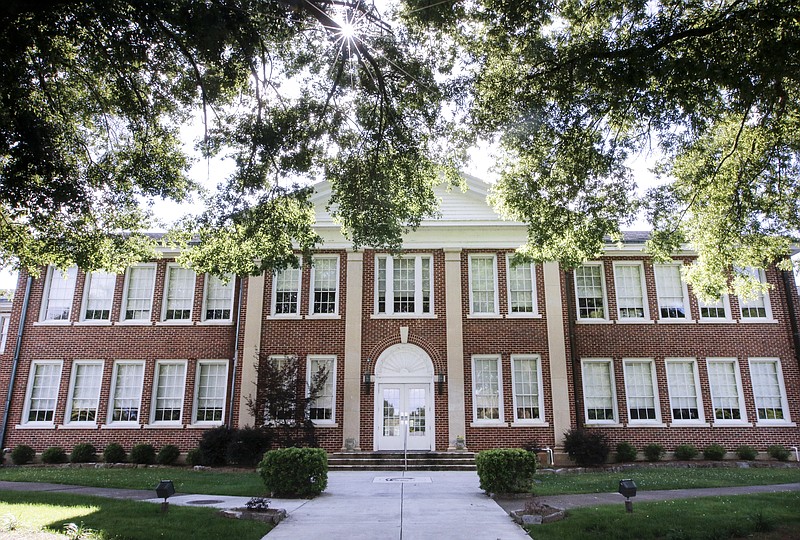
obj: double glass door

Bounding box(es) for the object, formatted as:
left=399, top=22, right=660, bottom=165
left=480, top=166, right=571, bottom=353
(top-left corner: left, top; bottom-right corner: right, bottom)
left=376, top=383, right=431, bottom=450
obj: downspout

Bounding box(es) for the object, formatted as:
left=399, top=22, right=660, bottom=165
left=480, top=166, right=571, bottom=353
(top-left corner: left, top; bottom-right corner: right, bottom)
left=563, top=269, right=583, bottom=429
left=0, top=276, right=33, bottom=450
left=227, top=276, right=244, bottom=428
left=781, top=270, right=800, bottom=370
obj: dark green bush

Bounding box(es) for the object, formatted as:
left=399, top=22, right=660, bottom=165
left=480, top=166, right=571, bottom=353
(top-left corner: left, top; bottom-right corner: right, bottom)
left=258, top=447, right=328, bottom=497
left=674, top=444, right=699, bottom=460
left=476, top=449, right=537, bottom=494
left=103, top=443, right=127, bottom=463
left=563, top=429, right=610, bottom=467
left=735, top=445, right=758, bottom=461
left=198, top=426, right=232, bottom=466
left=186, top=448, right=203, bottom=466
left=157, top=444, right=180, bottom=465
left=226, top=427, right=273, bottom=467
left=615, top=442, right=637, bottom=463
left=643, top=443, right=665, bottom=462
left=70, top=443, right=97, bottom=463
left=129, top=443, right=156, bottom=465
left=767, top=445, right=790, bottom=462
left=41, top=446, right=67, bottom=464
left=11, top=445, right=36, bottom=465
left=703, top=443, right=726, bottom=460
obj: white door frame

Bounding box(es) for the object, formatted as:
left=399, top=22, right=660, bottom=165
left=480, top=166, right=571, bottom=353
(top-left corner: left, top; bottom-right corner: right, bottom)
left=373, top=343, right=435, bottom=451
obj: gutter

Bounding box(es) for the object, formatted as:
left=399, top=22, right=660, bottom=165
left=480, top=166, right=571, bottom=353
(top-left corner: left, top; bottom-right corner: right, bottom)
left=227, top=276, right=244, bottom=428
left=781, top=270, right=800, bottom=371
left=0, top=276, right=33, bottom=450
left=563, top=269, right=583, bottom=430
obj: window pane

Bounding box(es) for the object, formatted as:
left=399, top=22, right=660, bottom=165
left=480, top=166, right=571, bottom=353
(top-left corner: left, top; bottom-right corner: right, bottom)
left=740, top=268, right=768, bottom=318
left=393, top=258, right=415, bottom=313
left=313, top=258, right=338, bottom=314
left=708, top=361, right=742, bottom=420
left=575, top=266, right=605, bottom=319
left=274, top=267, right=300, bottom=314
left=309, top=357, right=334, bottom=421
left=625, top=361, right=657, bottom=420
left=196, top=362, right=227, bottom=422
left=70, top=363, right=102, bottom=423
left=474, top=357, right=500, bottom=420
left=43, top=267, right=77, bottom=321
left=750, top=360, right=785, bottom=420
left=654, top=265, right=686, bottom=319
left=421, top=257, right=431, bottom=313
left=583, top=361, right=614, bottom=420
left=699, top=296, right=727, bottom=319
left=509, top=262, right=535, bottom=313
left=615, top=265, right=645, bottom=318
left=154, top=363, right=186, bottom=422
left=164, top=267, right=195, bottom=320
left=84, top=272, right=115, bottom=320
left=27, top=363, right=61, bottom=422
left=124, top=266, right=155, bottom=320
left=471, top=256, right=496, bottom=314
left=666, top=361, right=700, bottom=420
left=376, top=258, right=387, bottom=313
left=205, top=274, right=234, bottom=320
left=111, top=363, right=144, bottom=422
left=0, top=314, right=10, bottom=353
left=513, top=357, right=540, bottom=420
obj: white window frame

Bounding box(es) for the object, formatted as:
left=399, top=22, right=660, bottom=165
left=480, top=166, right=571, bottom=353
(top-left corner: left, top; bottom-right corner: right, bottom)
left=21, top=360, right=63, bottom=426
left=706, top=357, right=749, bottom=425
left=307, top=355, right=337, bottom=424
left=506, top=256, right=539, bottom=317
left=309, top=256, right=340, bottom=316
left=698, top=294, right=732, bottom=322
left=150, top=360, right=187, bottom=425
left=664, top=358, right=706, bottom=425
left=39, top=265, right=78, bottom=323
left=374, top=254, right=434, bottom=317
left=622, top=358, right=662, bottom=425
left=201, top=273, right=236, bottom=323
left=738, top=268, right=773, bottom=321
left=653, top=264, right=692, bottom=322
left=271, top=262, right=303, bottom=317
left=581, top=358, right=618, bottom=424
left=64, top=360, right=104, bottom=426
left=574, top=263, right=609, bottom=321
left=510, top=354, right=545, bottom=424
left=192, top=359, right=229, bottom=426
left=468, top=254, right=499, bottom=317
left=613, top=262, right=650, bottom=322
left=120, top=264, right=156, bottom=323
left=748, top=357, right=792, bottom=425
left=161, top=264, right=196, bottom=322
left=79, top=271, right=116, bottom=323
left=0, top=313, right=10, bottom=353
left=107, top=360, right=145, bottom=426
left=471, top=354, right=504, bottom=424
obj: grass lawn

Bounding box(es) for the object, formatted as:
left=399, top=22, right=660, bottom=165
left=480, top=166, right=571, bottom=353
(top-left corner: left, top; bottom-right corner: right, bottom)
left=526, top=492, right=800, bottom=539
left=0, top=490, right=271, bottom=540
left=533, top=466, right=800, bottom=496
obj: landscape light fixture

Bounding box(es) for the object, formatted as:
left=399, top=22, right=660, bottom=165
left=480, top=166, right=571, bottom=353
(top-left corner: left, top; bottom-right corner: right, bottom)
left=363, top=358, right=372, bottom=394
left=156, top=480, right=176, bottom=512
left=437, top=372, right=446, bottom=395
left=618, top=479, right=637, bottom=513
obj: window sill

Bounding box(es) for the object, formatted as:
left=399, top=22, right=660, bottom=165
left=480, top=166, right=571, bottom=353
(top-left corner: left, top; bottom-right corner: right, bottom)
left=467, top=314, right=502, bottom=319
left=269, top=314, right=302, bottom=320
left=75, top=321, right=113, bottom=326
left=371, top=314, right=437, bottom=320
left=33, top=321, right=72, bottom=327
left=755, top=421, right=796, bottom=427
left=698, top=319, right=735, bottom=324
left=510, top=421, right=549, bottom=427
left=739, top=318, right=778, bottom=324
left=668, top=421, right=710, bottom=427
left=198, top=320, right=234, bottom=325
left=583, top=422, right=623, bottom=427
left=117, top=320, right=154, bottom=326
left=100, top=423, right=143, bottom=429
left=306, top=314, right=341, bottom=320
left=710, top=421, right=753, bottom=427
left=187, top=423, right=224, bottom=429
left=655, top=319, right=694, bottom=324
left=311, top=422, right=339, bottom=428
left=575, top=319, right=612, bottom=324
left=15, top=423, right=56, bottom=430
left=156, top=321, right=195, bottom=326
left=58, top=423, right=99, bottom=430
left=615, top=319, right=654, bottom=325
left=506, top=313, right=542, bottom=319
left=470, top=421, right=508, bottom=428
left=144, top=423, right=184, bottom=429
left=625, top=422, right=667, bottom=428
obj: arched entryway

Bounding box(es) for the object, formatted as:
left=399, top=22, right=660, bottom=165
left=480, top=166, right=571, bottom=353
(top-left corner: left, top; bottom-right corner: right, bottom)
left=373, top=343, right=435, bottom=451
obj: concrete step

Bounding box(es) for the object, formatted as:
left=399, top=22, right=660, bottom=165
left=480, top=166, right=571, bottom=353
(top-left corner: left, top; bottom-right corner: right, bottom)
left=328, top=451, right=477, bottom=471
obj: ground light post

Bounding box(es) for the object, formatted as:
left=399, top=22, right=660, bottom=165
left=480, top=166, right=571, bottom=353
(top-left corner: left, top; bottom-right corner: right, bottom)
left=156, top=480, right=175, bottom=513
left=619, top=479, right=637, bottom=513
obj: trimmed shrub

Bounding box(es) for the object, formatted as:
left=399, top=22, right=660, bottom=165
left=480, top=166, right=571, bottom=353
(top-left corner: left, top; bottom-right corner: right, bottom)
left=476, top=449, right=537, bottom=494
left=563, top=429, right=610, bottom=467
left=674, top=444, right=699, bottom=461
left=643, top=443, right=665, bottom=462
left=157, top=444, right=180, bottom=466
left=198, top=426, right=232, bottom=466
left=103, top=443, right=127, bottom=464
left=226, top=427, right=272, bottom=467
left=735, top=445, right=758, bottom=461
left=703, top=443, right=726, bottom=461
left=186, top=448, right=203, bottom=466
left=615, top=442, right=637, bottom=463
left=767, top=445, right=790, bottom=462
left=129, top=443, right=156, bottom=465
left=70, top=443, right=97, bottom=463
left=41, top=446, right=67, bottom=464
left=11, top=445, right=36, bottom=465
left=258, top=448, right=328, bottom=497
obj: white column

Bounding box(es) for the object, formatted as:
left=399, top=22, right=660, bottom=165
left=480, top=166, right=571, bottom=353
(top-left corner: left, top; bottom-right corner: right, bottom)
left=543, top=262, right=572, bottom=448
left=444, top=248, right=467, bottom=450
left=237, top=273, right=265, bottom=428
left=342, top=251, right=364, bottom=451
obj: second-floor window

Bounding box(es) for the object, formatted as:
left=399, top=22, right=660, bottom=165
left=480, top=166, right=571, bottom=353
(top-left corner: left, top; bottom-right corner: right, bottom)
left=574, top=264, right=607, bottom=320
left=614, top=263, right=648, bottom=320
left=507, top=258, right=538, bottom=315
left=698, top=295, right=729, bottom=320
left=311, top=257, right=339, bottom=315
left=121, top=265, right=156, bottom=322
left=203, top=273, right=235, bottom=321
left=0, top=313, right=10, bottom=353
left=469, top=255, right=498, bottom=315
left=41, top=266, right=77, bottom=321
left=654, top=264, right=689, bottom=320
left=163, top=266, right=195, bottom=321
left=739, top=268, right=771, bottom=320
left=273, top=266, right=301, bottom=316
left=376, top=255, right=432, bottom=316
left=82, top=271, right=115, bottom=321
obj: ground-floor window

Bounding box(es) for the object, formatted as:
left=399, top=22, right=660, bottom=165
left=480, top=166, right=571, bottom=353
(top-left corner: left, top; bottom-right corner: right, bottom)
left=749, top=358, right=791, bottom=423
left=23, top=360, right=63, bottom=424
left=581, top=358, right=617, bottom=423
left=707, top=358, right=746, bottom=423
left=511, top=355, right=543, bottom=422
left=151, top=360, right=187, bottom=424
left=623, top=359, right=660, bottom=423
left=472, top=355, right=503, bottom=422
left=665, top=358, right=704, bottom=423
left=308, top=355, right=336, bottom=422
left=108, top=360, right=145, bottom=424
left=65, top=360, right=103, bottom=424
left=193, top=360, right=229, bottom=424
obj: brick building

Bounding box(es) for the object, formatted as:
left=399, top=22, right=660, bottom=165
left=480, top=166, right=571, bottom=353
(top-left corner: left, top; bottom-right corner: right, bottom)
left=1, top=176, right=799, bottom=462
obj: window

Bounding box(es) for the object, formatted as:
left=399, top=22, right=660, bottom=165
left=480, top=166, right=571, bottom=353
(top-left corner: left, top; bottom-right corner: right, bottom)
left=665, top=358, right=704, bottom=423
left=581, top=359, right=617, bottom=423
left=0, top=313, right=10, bottom=353
left=507, top=257, right=538, bottom=315
left=739, top=268, right=772, bottom=319
left=654, top=264, right=690, bottom=320
left=108, top=361, right=144, bottom=424
left=614, top=263, right=648, bottom=320
left=574, top=264, right=608, bottom=320
left=121, top=265, right=156, bottom=322
left=193, top=360, right=229, bottom=424
left=472, top=355, right=503, bottom=422
left=308, top=356, right=336, bottom=422
left=41, top=266, right=77, bottom=321
left=272, top=265, right=302, bottom=316
left=469, top=255, right=498, bottom=315
left=23, top=360, right=62, bottom=424
left=375, top=255, right=433, bottom=315
left=203, top=273, right=235, bottom=321
left=311, top=257, right=339, bottom=315
left=623, top=359, right=660, bottom=422
left=749, top=358, right=791, bottom=423
left=265, top=355, right=298, bottom=423
left=707, top=358, right=747, bottom=423
left=81, top=271, right=116, bottom=321
left=511, top=355, right=543, bottom=422
left=151, top=361, right=187, bottom=424
left=65, top=361, right=103, bottom=424
left=163, top=265, right=195, bottom=321
left=698, top=295, right=730, bottom=320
